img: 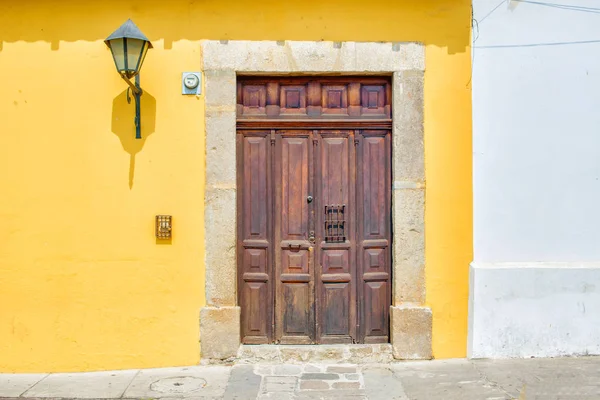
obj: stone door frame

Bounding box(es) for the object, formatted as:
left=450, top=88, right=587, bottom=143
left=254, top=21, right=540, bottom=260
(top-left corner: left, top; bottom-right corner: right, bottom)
left=200, top=40, right=431, bottom=361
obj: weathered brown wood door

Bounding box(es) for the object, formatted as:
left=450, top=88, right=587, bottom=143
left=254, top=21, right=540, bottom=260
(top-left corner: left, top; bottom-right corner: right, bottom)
left=237, top=77, right=392, bottom=345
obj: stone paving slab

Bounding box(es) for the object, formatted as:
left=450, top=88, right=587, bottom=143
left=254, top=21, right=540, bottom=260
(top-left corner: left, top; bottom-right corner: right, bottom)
left=0, top=374, right=48, bottom=397
left=472, top=357, right=600, bottom=399
left=251, top=362, right=366, bottom=397
left=223, top=365, right=260, bottom=400
left=124, top=366, right=230, bottom=399
left=22, top=370, right=138, bottom=399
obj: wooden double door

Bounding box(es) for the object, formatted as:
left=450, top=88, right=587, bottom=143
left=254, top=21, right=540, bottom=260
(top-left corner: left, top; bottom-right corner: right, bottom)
left=237, top=128, right=392, bottom=345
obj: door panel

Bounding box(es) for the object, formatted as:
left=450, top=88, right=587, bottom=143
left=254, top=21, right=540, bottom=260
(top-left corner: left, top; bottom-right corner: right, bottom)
left=275, top=131, right=315, bottom=344
left=315, top=131, right=356, bottom=344
left=280, top=136, right=309, bottom=240
left=237, top=132, right=272, bottom=344
left=357, top=131, right=392, bottom=343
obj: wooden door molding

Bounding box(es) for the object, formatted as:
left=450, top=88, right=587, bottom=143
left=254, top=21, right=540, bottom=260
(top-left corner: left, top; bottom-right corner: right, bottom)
left=237, top=77, right=391, bottom=121
left=274, top=130, right=315, bottom=344
left=200, top=40, right=430, bottom=362
left=314, top=130, right=358, bottom=344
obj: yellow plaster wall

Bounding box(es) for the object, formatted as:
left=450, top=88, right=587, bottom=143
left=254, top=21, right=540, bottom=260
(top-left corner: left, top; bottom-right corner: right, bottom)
left=0, top=0, right=472, bottom=372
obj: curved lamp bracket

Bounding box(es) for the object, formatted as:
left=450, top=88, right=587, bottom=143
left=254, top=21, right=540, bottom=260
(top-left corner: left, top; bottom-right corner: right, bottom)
left=122, top=74, right=143, bottom=139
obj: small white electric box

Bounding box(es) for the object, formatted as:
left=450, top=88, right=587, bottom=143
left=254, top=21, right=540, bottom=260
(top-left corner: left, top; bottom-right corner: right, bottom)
left=182, top=72, right=201, bottom=95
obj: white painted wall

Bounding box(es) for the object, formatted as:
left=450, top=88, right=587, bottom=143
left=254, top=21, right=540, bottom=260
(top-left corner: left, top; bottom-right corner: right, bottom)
left=468, top=264, right=600, bottom=358
left=473, top=0, right=600, bottom=262
left=471, top=0, right=600, bottom=357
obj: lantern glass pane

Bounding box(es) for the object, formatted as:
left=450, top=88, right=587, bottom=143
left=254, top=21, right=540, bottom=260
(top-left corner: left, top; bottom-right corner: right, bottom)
left=108, top=38, right=126, bottom=71
left=136, top=41, right=150, bottom=72
left=126, top=38, right=145, bottom=74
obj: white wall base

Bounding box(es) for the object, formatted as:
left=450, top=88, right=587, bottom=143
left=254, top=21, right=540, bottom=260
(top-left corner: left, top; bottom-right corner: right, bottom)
left=468, top=262, right=600, bottom=359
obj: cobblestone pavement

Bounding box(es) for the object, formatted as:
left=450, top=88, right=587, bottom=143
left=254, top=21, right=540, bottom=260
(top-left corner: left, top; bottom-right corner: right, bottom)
left=1, top=356, right=600, bottom=399
left=224, top=357, right=600, bottom=399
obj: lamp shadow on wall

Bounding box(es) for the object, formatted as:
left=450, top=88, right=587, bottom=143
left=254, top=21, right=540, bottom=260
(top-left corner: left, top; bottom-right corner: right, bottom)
left=111, top=89, right=156, bottom=189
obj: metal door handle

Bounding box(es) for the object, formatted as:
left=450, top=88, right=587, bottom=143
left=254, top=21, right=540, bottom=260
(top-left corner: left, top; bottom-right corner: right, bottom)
left=308, top=231, right=315, bottom=243
left=307, top=195, right=313, bottom=203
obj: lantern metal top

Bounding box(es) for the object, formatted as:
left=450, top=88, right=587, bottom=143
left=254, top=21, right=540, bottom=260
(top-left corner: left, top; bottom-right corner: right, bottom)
left=104, top=19, right=153, bottom=48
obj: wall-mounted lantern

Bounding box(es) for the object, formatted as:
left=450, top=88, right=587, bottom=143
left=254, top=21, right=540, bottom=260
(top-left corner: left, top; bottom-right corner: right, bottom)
left=105, top=19, right=153, bottom=139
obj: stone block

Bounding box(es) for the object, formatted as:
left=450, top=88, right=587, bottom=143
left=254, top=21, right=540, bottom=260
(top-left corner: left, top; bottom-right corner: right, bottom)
left=355, top=42, right=424, bottom=72
left=224, top=365, right=260, bottom=400
left=392, top=188, right=425, bottom=304
left=204, top=69, right=237, bottom=109
left=238, top=345, right=281, bottom=364
left=348, top=345, right=373, bottom=359
left=345, top=373, right=360, bottom=381
left=255, top=365, right=274, bottom=375
left=300, top=380, right=330, bottom=390
left=262, top=376, right=298, bottom=392
left=205, top=111, right=236, bottom=187
left=280, top=347, right=316, bottom=363
left=392, top=70, right=425, bottom=182
left=312, top=346, right=345, bottom=362
left=203, top=41, right=291, bottom=72
left=288, top=41, right=357, bottom=72
left=390, top=305, right=432, bottom=360
left=204, top=188, right=236, bottom=306
left=203, top=40, right=424, bottom=74
left=295, top=390, right=367, bottom=399
left=394, top=42, right=426, bottom=71
left=259, top=393, right=294, bottom=400
left=273, top=365, right=302, bottom=376
left=333, top=382, right=361, bottom=390
left=303, top=364, right=323, bottom=372
left=200, top=306, right=241, bottom=360
left=301, top=373, right=339, bottom=380
left=327, top=366, right=356, bottom=374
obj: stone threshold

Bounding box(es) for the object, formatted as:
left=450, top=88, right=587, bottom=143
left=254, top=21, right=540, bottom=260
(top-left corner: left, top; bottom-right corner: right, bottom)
left=234, top=344, right=393, bottom=365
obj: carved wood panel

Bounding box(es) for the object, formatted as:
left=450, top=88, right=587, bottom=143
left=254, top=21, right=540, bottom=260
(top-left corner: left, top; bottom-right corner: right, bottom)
left=315, top=131, right=356, bottom=344
left=237, top=77, right=391, bottom=121
left=237, top=131, right=272, bottom=344
left=275, top=131, right=314, bottom=344
left=356, top=130, right=392, bottom=343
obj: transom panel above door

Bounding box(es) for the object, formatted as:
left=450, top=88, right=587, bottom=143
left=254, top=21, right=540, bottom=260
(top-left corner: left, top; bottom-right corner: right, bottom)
left=236, top=77, right=392, bottom=345
left=236, top=76, right=391, bottom=123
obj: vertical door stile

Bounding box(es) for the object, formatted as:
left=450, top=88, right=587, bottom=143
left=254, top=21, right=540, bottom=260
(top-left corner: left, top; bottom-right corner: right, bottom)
left=312, top=129, right=320, bottom=342
left=276, top=130, right=314, bottom=344
left=273, top=130, right=283, bottom=343
left=236, top=132, right=243, bottom=337
left=385, top=130, right=393, bottom=328
left=358, top=129, right=392, bottom=344
left=269, top=129, right=276, bottom=342
left=350, top=129, right=358, bottom=343
left=309, top=130, right=317, bottom=343
left=238, top=130, right=272, bottom=344
left=316, top=130, right=355, bottom=344
left=355, top=130, right=365, bottom=343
